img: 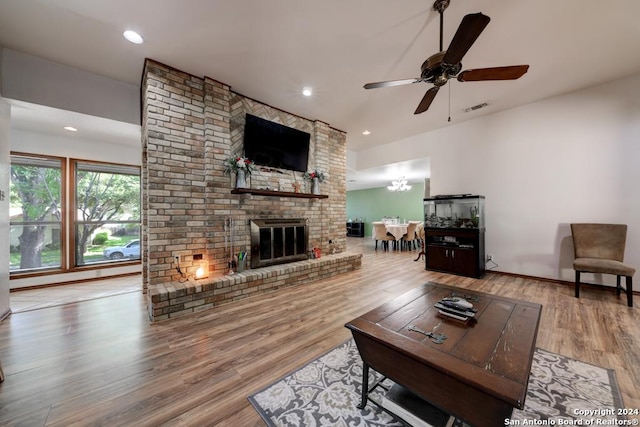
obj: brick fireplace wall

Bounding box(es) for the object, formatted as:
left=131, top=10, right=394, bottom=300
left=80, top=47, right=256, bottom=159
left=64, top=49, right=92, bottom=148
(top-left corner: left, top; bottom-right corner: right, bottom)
left=141, top=59, right=347, bottom=291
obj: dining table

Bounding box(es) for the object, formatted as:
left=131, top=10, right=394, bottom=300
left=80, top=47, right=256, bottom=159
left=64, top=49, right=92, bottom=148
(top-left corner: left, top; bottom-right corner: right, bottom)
left=385, top=223, right=408, bottom=241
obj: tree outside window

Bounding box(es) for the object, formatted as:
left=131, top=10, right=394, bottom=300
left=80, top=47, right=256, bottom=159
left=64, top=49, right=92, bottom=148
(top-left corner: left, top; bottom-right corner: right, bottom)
left=10, top=155, right=64, bottom=272
left=9, top=154, right=142, bottom=275
left=73, top=161, right=141, bottom=266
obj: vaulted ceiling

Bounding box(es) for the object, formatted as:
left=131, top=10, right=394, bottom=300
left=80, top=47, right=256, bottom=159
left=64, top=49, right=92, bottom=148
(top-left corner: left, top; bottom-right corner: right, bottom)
left=1, top=0, right=639, bottom=189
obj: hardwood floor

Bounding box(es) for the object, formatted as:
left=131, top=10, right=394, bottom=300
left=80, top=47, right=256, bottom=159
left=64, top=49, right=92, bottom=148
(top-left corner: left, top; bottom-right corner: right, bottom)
left=0, top=237, right=638, bottom=426
left=9, top=275, right=141, bottom=313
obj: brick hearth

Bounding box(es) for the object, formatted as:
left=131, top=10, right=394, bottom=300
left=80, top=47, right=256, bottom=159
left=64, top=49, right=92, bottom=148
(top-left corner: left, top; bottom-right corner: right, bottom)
left=148, top=253, right=361, bottom=322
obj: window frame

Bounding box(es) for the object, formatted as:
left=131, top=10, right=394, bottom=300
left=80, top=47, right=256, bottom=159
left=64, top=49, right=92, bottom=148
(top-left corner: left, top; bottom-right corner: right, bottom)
left=70, top=158, right=141, bottom=269
left=9, top=152, right=142, bottom=279
left=9, top=152, right=66, bottom=277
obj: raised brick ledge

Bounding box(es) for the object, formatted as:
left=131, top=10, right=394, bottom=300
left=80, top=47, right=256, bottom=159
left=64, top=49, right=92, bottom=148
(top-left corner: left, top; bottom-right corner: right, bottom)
left=146, top=252, right=362, bottom=322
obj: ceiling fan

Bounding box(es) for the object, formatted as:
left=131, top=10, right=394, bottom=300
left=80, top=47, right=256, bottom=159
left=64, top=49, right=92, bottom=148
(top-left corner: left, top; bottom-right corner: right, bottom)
left=364, top=0, right=529, bottom=115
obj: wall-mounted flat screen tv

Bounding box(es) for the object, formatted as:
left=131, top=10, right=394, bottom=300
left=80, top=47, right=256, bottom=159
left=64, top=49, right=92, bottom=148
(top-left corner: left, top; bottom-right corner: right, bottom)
left=243, top=114, right=310, bottom=172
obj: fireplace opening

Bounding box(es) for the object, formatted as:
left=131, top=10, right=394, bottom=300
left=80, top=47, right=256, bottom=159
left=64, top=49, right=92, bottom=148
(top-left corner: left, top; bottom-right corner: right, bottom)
left=251, top=219, right=308, bottom=268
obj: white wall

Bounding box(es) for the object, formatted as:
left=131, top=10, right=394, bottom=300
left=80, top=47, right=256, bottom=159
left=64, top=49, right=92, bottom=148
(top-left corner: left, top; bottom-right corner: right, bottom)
left=0, top=98, right=10, bottom=318
left=357, top=73, right=640, bottom=284
left=11, top=129, right=141, bottom=164
left=1, top=48, right=139, bottom=126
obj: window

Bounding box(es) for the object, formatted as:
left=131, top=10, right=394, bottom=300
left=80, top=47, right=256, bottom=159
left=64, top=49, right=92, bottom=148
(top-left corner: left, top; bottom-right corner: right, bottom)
left=9, top=153, right=141, bottom=276
left=72, top=160, right=141, bottom=266
left=9, top=154, right=64, bottom=273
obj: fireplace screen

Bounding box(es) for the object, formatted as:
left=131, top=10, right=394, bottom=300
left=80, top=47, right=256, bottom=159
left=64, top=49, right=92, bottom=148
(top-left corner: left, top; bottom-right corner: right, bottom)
left=251, top=219, right=308, bottom=268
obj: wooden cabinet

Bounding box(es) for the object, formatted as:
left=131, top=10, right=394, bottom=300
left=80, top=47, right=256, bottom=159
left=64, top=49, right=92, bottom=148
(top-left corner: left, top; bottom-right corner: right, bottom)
left=346, top=222, right=365, bottom=237
left=424, top=195, right=485, bottom=278
left=425, top=228, right=485, bottom=278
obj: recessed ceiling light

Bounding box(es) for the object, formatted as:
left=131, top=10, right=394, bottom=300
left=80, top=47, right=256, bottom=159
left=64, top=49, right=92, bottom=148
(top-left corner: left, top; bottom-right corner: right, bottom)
left=64, top=126, right=78, bottom=132
left=123, top=30, right=144, bottom=44
left=302, top=87, right=312, bottom=97
left=362, top=130, right=371, bottom=135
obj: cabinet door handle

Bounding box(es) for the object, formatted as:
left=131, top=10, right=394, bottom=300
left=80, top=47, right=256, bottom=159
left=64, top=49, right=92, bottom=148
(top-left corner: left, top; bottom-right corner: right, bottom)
left=445, top=249, right=449, bottom=257
left=452, top=249, right=455, bottom=258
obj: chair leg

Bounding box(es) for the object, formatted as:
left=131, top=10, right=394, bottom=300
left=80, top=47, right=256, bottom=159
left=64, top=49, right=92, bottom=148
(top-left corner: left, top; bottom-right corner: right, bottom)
left=616, top=275, right=621, bottom=296
left=375, top=240, right=378, bottom=250
left=575, top=271, right=581, bottom=298
left=626, top=276, right=633, bottom=307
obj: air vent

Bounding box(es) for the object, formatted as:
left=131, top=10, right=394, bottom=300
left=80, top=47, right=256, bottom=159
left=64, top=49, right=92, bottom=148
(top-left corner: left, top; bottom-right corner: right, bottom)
left=463, top=102, right=489, bottom=113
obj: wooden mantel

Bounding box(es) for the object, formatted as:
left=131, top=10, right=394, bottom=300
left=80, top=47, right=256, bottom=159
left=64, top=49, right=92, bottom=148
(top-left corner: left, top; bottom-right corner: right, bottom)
left=230, top=188, right=328, bottom=199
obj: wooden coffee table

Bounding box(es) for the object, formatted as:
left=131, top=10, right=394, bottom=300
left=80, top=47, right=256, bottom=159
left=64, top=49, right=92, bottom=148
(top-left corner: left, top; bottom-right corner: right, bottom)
left=345, top=282, right=542, bottom=427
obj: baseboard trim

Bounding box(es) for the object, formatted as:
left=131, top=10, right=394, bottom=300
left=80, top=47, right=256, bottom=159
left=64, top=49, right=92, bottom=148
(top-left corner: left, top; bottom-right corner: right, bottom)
left=490, top=270, right=638, bottom=296
left=0, top=308, right=11, bottom=322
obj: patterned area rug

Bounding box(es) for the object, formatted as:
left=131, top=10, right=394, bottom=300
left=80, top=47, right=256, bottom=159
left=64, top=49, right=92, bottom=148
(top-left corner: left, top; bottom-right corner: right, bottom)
left=248, top=339, right=624, bottom=426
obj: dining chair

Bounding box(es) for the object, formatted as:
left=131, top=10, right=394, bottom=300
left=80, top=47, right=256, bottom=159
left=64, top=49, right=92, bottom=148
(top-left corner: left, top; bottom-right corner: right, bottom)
left=413, top=222, right=426, bottom=261
left=400, top=221, right=419, bottom=251
left=372, top=221, right=395, bottom=251
left=571, top=223, right=635, bottom=307
left=411, top=221, right=423, bottom=249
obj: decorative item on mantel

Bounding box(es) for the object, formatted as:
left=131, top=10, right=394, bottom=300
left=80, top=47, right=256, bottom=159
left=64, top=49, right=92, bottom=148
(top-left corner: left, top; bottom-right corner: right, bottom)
left=224, top=154, right=255, bottom=189
left=292, top=170, right=301, bottom=193
left=303, top=169, right=326, bottom=195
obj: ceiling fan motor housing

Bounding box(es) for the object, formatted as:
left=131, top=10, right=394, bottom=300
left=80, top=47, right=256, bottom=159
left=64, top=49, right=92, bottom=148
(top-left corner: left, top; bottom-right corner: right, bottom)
left=420, top=51, right=462, bottom=86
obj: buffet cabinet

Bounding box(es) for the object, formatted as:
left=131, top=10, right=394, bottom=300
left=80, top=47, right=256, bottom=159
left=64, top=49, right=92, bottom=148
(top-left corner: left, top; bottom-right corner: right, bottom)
left=346, top=222, right=365, bottom=237
left=425, top=228, right=485, bottom=278
left=424, top=195, right=485, bottom=278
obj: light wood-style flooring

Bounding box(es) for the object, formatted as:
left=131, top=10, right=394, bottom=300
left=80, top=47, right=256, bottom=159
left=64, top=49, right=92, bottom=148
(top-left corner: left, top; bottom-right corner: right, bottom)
left=9, top=275, right=141, bottom=313
left=0, top=237, right=638, bottom=426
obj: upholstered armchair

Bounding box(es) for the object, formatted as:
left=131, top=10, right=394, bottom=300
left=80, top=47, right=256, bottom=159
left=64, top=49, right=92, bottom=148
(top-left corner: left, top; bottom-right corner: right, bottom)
left=571, top=223, right=635, bottom=307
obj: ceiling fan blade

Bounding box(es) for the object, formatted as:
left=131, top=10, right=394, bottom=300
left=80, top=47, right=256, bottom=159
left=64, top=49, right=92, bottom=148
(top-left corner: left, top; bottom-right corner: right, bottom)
left=364, top=78, right=420, bottom=89
left=457, top=65, right=529, bottom=82
left=414, top=87, right=440, bottom=114
left=442, top=13, right=490, bottom=66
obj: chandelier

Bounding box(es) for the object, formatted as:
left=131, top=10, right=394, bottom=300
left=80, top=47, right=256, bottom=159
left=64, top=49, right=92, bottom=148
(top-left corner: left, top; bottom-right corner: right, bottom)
left=387, top=178, right=412, bottom=192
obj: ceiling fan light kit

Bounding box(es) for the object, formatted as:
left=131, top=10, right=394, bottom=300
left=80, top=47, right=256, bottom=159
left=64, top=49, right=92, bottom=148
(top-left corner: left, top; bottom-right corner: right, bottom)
left=364, top=0, right=530, bottom=115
